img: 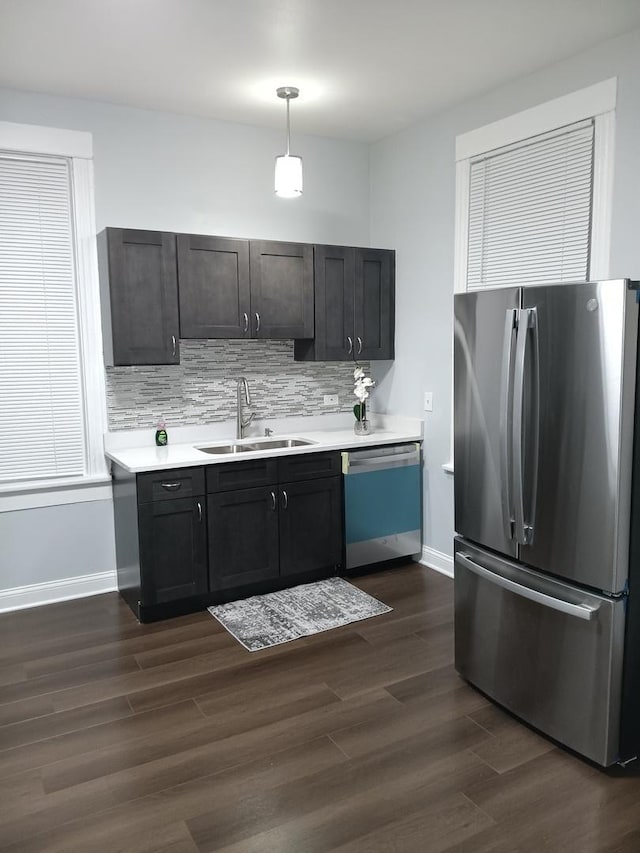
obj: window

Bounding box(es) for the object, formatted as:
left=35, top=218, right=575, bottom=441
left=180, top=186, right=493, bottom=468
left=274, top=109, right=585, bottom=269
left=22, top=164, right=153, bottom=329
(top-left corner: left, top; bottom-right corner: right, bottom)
left=467, top=119, right=595, bottom=289
left=454, top=78, right=616, bottom=293
left=0, top=122, right=107, bottom=493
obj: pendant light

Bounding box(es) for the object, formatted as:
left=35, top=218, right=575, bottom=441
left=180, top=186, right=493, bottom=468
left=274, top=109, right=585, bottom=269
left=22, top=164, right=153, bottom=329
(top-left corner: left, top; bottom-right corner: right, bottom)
left=274, top=86, right=302, bottom=198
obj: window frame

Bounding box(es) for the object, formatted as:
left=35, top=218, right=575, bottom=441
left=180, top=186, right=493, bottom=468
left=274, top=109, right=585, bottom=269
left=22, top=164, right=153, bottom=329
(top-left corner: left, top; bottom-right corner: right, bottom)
left=0, top=121, right=109, bottom=508
left=445, top=79, right=617, bottom=473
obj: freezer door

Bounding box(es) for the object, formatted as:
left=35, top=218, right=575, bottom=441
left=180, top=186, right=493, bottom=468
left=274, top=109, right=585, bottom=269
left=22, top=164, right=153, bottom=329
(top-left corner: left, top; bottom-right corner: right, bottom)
left=454, top=539, right=625, bottom=766
left=454, top=287, right=520, bottom=557
left=518, top=280, right=637, bottom=594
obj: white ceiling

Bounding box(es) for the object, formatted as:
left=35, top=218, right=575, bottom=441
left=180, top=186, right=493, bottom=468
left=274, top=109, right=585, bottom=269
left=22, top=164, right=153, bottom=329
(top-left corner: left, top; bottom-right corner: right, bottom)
left=1, top=0, right=639, bottom=142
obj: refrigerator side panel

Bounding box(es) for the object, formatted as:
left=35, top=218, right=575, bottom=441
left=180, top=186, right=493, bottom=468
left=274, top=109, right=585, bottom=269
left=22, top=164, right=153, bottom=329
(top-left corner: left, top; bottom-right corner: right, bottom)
left=454, top=288, right=520, bottom=558
left=619, top=329, right=640, bottom=763
left=454, top=538, right=625, bottom=766
left=519, top=280, right=637, bottom=594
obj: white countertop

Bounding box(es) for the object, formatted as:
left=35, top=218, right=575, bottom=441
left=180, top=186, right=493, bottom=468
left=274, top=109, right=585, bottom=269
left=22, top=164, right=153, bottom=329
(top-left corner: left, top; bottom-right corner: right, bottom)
left=104, top=413, right=423, bottom=474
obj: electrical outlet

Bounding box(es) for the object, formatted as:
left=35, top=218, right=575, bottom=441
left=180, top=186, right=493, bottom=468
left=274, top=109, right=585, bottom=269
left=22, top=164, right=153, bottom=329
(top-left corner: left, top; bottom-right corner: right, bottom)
left=323, top=394, right=339, bottom=406
left=424, top=391, right=433, bottom=412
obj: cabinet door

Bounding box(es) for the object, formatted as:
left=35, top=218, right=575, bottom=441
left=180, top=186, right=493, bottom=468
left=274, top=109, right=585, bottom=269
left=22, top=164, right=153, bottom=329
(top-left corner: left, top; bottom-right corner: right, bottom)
left=250, top=240, right=314, bottom=338
left=208, top=487, right=279, bottom=590
left=138, top=497, right=207, bottom=605
left=354, top=248, right=395, bottom=360
left=103, top=228, right=180, bottom=365
left=278, top=477, right=342, bottom=577
left=312, top=245, right=355, bottom=360
left=177, top=234, right=251, bottom=338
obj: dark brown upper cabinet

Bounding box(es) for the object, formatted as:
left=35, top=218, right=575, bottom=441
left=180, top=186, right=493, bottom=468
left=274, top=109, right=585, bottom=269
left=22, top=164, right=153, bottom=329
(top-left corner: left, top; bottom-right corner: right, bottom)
left=294, top=245, right=395, bottom=362
left=249, top=240, right=314, bottom=339
left=176, top=236, right=313, bottom=340
left=355, top=248, right=395, bottom=360
left=177, top=234, right=251, bottom=338
left=98, top=228, right=180, bottom=366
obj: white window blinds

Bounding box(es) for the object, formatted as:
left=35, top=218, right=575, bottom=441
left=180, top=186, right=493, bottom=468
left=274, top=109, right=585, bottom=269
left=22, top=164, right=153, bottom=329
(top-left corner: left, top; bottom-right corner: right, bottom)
left=467, top=119, right=594, bottom=289
left=0, top=154, right=87, bottom=483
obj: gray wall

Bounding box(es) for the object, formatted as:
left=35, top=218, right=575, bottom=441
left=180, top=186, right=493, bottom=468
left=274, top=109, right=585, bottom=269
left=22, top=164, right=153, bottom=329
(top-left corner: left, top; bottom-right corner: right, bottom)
left=0, top=89, right=371, bottom=596
left=0, top=88, right=370, bottom=244
left=0, top=501, right=116, bottom=591
left=369, top=28, right=640, bottom=559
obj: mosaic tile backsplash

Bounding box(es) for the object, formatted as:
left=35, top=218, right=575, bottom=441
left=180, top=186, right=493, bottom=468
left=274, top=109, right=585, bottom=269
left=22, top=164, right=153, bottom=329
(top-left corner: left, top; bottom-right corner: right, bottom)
left=106, top=340, right=368, bottom=431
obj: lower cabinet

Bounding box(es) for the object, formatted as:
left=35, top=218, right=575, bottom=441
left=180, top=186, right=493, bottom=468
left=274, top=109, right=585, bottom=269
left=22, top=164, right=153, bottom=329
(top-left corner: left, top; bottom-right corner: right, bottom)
left=138, top=497, right=208, bottom=604
left=112, top=452, right=343, bottom=622
left=207, top=453, right=343, bottom=592
left=278, top=478, right=342, bottom=577
left=208, top=486, right=280, bottom=590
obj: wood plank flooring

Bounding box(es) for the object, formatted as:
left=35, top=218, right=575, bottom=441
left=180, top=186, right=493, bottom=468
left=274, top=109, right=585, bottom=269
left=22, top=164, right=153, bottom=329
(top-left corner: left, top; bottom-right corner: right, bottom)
left=1, top=563, right=640, bottom=852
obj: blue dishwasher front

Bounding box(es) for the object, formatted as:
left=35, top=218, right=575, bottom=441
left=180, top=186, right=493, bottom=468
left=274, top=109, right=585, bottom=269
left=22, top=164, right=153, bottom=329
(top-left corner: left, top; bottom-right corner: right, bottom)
left=342, top=443, right=422, bottom=569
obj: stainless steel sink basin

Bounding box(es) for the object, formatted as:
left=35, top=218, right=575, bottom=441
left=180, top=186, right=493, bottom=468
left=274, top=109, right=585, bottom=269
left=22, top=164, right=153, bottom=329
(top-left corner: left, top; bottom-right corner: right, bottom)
left=196, top=437, right=315, bottom=455
left=240, top=438, right=314, bottom=451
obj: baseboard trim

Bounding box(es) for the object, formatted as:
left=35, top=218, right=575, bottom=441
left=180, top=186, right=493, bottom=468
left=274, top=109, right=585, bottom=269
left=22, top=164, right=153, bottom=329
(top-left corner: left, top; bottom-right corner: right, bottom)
left=419, top=545, right=454, bottom=579
left=0, top=570, right=118, bottom=613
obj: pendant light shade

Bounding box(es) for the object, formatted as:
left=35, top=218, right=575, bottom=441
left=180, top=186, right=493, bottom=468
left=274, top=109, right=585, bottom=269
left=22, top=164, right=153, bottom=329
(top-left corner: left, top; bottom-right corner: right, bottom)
left=274, top=154, right=303, bottom=198
left=275, top=86, right=302, bottom=198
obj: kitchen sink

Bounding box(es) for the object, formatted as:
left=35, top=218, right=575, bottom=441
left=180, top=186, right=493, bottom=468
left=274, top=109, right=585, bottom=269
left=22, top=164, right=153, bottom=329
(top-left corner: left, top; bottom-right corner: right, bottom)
left=196, top=437, right=316, bottom=455
left=240, top=438, right=315, bottom=451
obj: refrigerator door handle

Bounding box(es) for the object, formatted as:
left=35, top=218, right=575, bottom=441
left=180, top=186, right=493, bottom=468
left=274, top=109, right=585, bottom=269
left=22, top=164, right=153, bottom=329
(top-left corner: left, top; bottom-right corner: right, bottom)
left=513, top=307, right=538, bottom=546
left=528, top=307, right=540, bottom=545
left=512, top=309, right=527, bottom=544
left=499, top=309, right=517, bottom=541
left=456, top=553, right=599, bottom=621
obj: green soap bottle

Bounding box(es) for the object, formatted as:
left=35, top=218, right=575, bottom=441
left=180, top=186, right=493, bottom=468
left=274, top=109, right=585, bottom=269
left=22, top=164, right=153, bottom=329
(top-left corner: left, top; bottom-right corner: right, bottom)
left=155, top=419, right=168, bottom=446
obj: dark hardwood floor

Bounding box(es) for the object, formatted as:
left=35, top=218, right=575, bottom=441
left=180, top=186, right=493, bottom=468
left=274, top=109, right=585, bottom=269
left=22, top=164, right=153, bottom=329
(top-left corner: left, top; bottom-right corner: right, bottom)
left=1, top=563, right=640, bottom=852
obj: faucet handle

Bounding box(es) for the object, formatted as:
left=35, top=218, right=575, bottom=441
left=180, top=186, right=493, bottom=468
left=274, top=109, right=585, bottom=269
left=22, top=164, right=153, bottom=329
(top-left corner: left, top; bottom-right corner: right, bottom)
left=264, top=427, right=274, bottom=437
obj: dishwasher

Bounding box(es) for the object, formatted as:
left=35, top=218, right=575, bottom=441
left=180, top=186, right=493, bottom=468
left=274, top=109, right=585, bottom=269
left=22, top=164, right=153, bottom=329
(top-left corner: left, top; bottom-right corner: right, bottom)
left=342, top=443, right=422, bottom=569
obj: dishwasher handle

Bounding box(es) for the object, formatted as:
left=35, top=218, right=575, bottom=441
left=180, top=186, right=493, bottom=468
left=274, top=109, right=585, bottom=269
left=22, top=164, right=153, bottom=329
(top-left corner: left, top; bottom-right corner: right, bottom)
left=343, top=448, right=421, bottom=474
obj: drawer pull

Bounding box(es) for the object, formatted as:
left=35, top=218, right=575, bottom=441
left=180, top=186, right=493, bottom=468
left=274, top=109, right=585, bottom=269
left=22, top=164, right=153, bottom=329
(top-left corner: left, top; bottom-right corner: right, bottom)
left=282, top=489, right=288, bottom=510
left=197, top=500, right=202, bottom=522
left=161, top=482, right=182, bottom=491
left=457, top=553, right=599, bottom=621
left=270, top=490, right=276, bottom=511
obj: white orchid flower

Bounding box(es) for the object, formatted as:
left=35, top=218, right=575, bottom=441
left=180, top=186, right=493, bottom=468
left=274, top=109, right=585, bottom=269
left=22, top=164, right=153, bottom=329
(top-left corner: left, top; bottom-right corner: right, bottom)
left=354, top=386, right=368, bottom=402
left=353, top=364, right=375, bottom=420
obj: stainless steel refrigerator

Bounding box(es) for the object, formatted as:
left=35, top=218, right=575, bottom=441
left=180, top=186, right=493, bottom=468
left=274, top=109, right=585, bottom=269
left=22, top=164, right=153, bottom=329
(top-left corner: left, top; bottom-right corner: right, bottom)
left=453, top=279, right=640, bottom=767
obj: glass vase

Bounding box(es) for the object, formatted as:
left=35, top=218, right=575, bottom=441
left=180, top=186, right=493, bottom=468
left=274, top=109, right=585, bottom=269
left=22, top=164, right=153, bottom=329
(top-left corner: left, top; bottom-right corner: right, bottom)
left=354, top=418, right=371, bottom=436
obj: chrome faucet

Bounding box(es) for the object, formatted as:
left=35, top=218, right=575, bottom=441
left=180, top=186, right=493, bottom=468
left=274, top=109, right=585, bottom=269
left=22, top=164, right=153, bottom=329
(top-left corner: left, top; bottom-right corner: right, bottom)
left=236, top=377, right=255, bottom=439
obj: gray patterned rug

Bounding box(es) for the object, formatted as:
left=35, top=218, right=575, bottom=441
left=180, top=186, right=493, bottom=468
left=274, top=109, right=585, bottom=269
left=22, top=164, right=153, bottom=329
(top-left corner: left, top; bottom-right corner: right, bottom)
left=207, top=577, right=392, bottom=651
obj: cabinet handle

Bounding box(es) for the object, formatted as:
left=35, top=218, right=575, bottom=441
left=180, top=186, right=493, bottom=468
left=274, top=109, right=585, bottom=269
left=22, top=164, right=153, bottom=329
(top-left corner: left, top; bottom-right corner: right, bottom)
left=196, top=500, right=202, bottom=522
left=161, top=482, right=182, bottom=491
left=171, top=335, right=177, bottom=357
left=270, top=490, right=276, bottom=511
left=282, top=489, right=288, bottom=510
left=243, top=312, right=249, bottom=333
left=347, top=336, right=353, bottom=354
left=357, top=336, right=363, bottom=355
left=255, top=312, right=261, bottom=333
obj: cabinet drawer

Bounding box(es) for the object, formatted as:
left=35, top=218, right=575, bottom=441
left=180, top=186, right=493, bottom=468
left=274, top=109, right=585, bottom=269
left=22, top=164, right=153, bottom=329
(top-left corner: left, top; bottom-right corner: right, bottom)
left=137, top=467, right=205, bottom=503
left=207, top=458, right=278, bottom=493
left=277, top=452, right=341, bottom=483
